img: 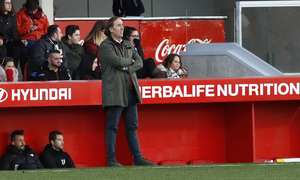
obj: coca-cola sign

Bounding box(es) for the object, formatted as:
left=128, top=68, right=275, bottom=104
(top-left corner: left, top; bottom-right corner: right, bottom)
left=155, top=38, right=212, bottom=62
left=140, top=20, right=225, bottom=64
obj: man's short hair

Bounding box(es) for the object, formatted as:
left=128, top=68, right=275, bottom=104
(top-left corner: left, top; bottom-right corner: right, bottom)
left=11, top=130, right=24, bottom=142
left=65, top=25, right=79, bottom=39
left=49, top=131, right=63, bottom=143
left=47, top=25, right=59, bottom=37
left=104, top=16, right=121, bottom=37
left=46, top=49, right=61, bottom=59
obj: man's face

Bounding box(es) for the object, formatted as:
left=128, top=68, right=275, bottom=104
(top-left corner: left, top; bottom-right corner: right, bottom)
left=54, top=28, right=63, bottom=42
left=51, top=134, right=64, bottom=151
left=69, top=30, right=80, bottom=44
left=110, top=18, right=124, bottom=40
left=48, top=53, right=62, bottom=68
left=12, top=135, right=25, bottom=151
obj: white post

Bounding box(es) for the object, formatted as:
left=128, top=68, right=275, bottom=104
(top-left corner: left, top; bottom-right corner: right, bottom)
left=40, top=0, right=53, bottom=25
left=235, top=2, right=242, bottom=46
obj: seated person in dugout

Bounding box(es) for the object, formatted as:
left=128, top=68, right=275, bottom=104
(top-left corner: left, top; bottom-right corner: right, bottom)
left=40, top=131, right=75, bottom=168
left=35, top=49, right=70, bottom=81
left=0, top=130, right=43, bottom=170
left=152, top=53, right=188, bottom=78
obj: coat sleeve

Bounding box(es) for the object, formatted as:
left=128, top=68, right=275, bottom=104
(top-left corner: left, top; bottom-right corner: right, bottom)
left=11, top=16, right=20, bottom=42
left=32, top=41, right=48, bottom=68
left=0, top=154, right=13, bottom=170
left=99, top=42, right=133, bottom=68
left=66, top=154, right=76, bottom=168
left=34, top=153, right=44, bottom=169
left=128, top=46, right=143, bottom=73
left=61, top=44, right=69, bottom=69
left=13, top=68, right=19, bottom=82
left=35, top=69, right=47, bottom=81
left=15, top=11, right=31, bottom=37
left=42, top=15, right=50, bottom=35
left=40, top=151, right=58, bottom=168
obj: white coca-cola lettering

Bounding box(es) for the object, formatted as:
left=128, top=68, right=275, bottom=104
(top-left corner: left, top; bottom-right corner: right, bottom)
left=155, top=38, right=212, bottom=62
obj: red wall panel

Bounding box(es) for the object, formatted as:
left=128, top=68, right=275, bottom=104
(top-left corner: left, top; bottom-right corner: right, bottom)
left=254, top=101, right=300, bottom=162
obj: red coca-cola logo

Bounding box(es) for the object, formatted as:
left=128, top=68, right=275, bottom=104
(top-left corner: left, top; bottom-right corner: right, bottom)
left=155, top=38, right=212, bottom=62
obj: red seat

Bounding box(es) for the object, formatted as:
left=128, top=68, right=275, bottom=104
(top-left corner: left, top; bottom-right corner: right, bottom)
left=75, top=163, right=88, bottom=168
left=189, top=159, right=215, bottom=164
left=22, top=62, right=28, bottom=81
left=160, top=160, right=186, bottom=165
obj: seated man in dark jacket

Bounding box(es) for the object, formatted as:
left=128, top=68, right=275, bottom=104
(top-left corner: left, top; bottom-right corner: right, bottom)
left=0, top=130, right=43, bottom=170
left=28, top=24, right=69, bottom=80
left=35, top=49, right=70, bottom=81
left=40, top=131, right=75, bottom=168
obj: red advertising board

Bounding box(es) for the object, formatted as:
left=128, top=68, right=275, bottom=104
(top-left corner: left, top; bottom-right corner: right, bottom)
left=54, top=17, right=225, bottom=63
left=0, top=77, right=299, bottom=108
left=140, top=19, right=225, bottom=64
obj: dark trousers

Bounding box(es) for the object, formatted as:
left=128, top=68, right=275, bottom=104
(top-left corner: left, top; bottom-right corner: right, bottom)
left=6, top=43, right=28, bottom=75
left=105, top=91, right=142, bottom=162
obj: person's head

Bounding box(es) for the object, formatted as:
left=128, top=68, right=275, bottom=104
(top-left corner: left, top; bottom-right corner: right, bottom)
left=65, top=25, right=80, bottom=44
left=163, top=53, right=182, bottom=72
left=49, top=131, right=64, bottom=151
left=47, top=25, right=63, bottom=42
left=1, top=57, right=14, bottom=71
left=25, top=0, right=39, bottom=14
left=82, top=53, right=98, bottom=72
left=123, top=26, right=139, bottom=43
left=76, top=53, right=98, bottom=79
left=11, top=130, right=25, bottom=151
left=104, top=17, right=123, bottom=40
left=0, top=0, right=15, bottom=14
left=84, top=20, right=106, bottom=46
left=47, top=49, right=62, bottom=70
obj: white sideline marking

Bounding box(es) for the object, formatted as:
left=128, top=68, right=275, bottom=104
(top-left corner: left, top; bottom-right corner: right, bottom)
left=26, top=170, right=71, bottom=173
left=0, top=169, right=71, bottom=174
left=131, top=163, right=290, bottom=170
left=0, top=163, right=296, bottom=173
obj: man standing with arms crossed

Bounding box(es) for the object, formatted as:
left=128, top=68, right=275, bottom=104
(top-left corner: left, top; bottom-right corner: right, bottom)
left=99, top=17, right=155, bottom=167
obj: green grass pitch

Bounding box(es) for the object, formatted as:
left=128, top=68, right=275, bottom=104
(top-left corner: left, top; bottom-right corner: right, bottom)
left=1, top=163, right=300, bottom=180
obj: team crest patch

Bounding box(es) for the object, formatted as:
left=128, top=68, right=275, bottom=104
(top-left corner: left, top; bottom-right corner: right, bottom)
left=61, top=159, right=66, bottom=165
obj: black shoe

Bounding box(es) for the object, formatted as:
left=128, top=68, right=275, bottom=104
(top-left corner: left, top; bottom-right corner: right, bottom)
left=134, top=158, right=156, bottom=166
left=107, top=161, right=123, bottom=167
